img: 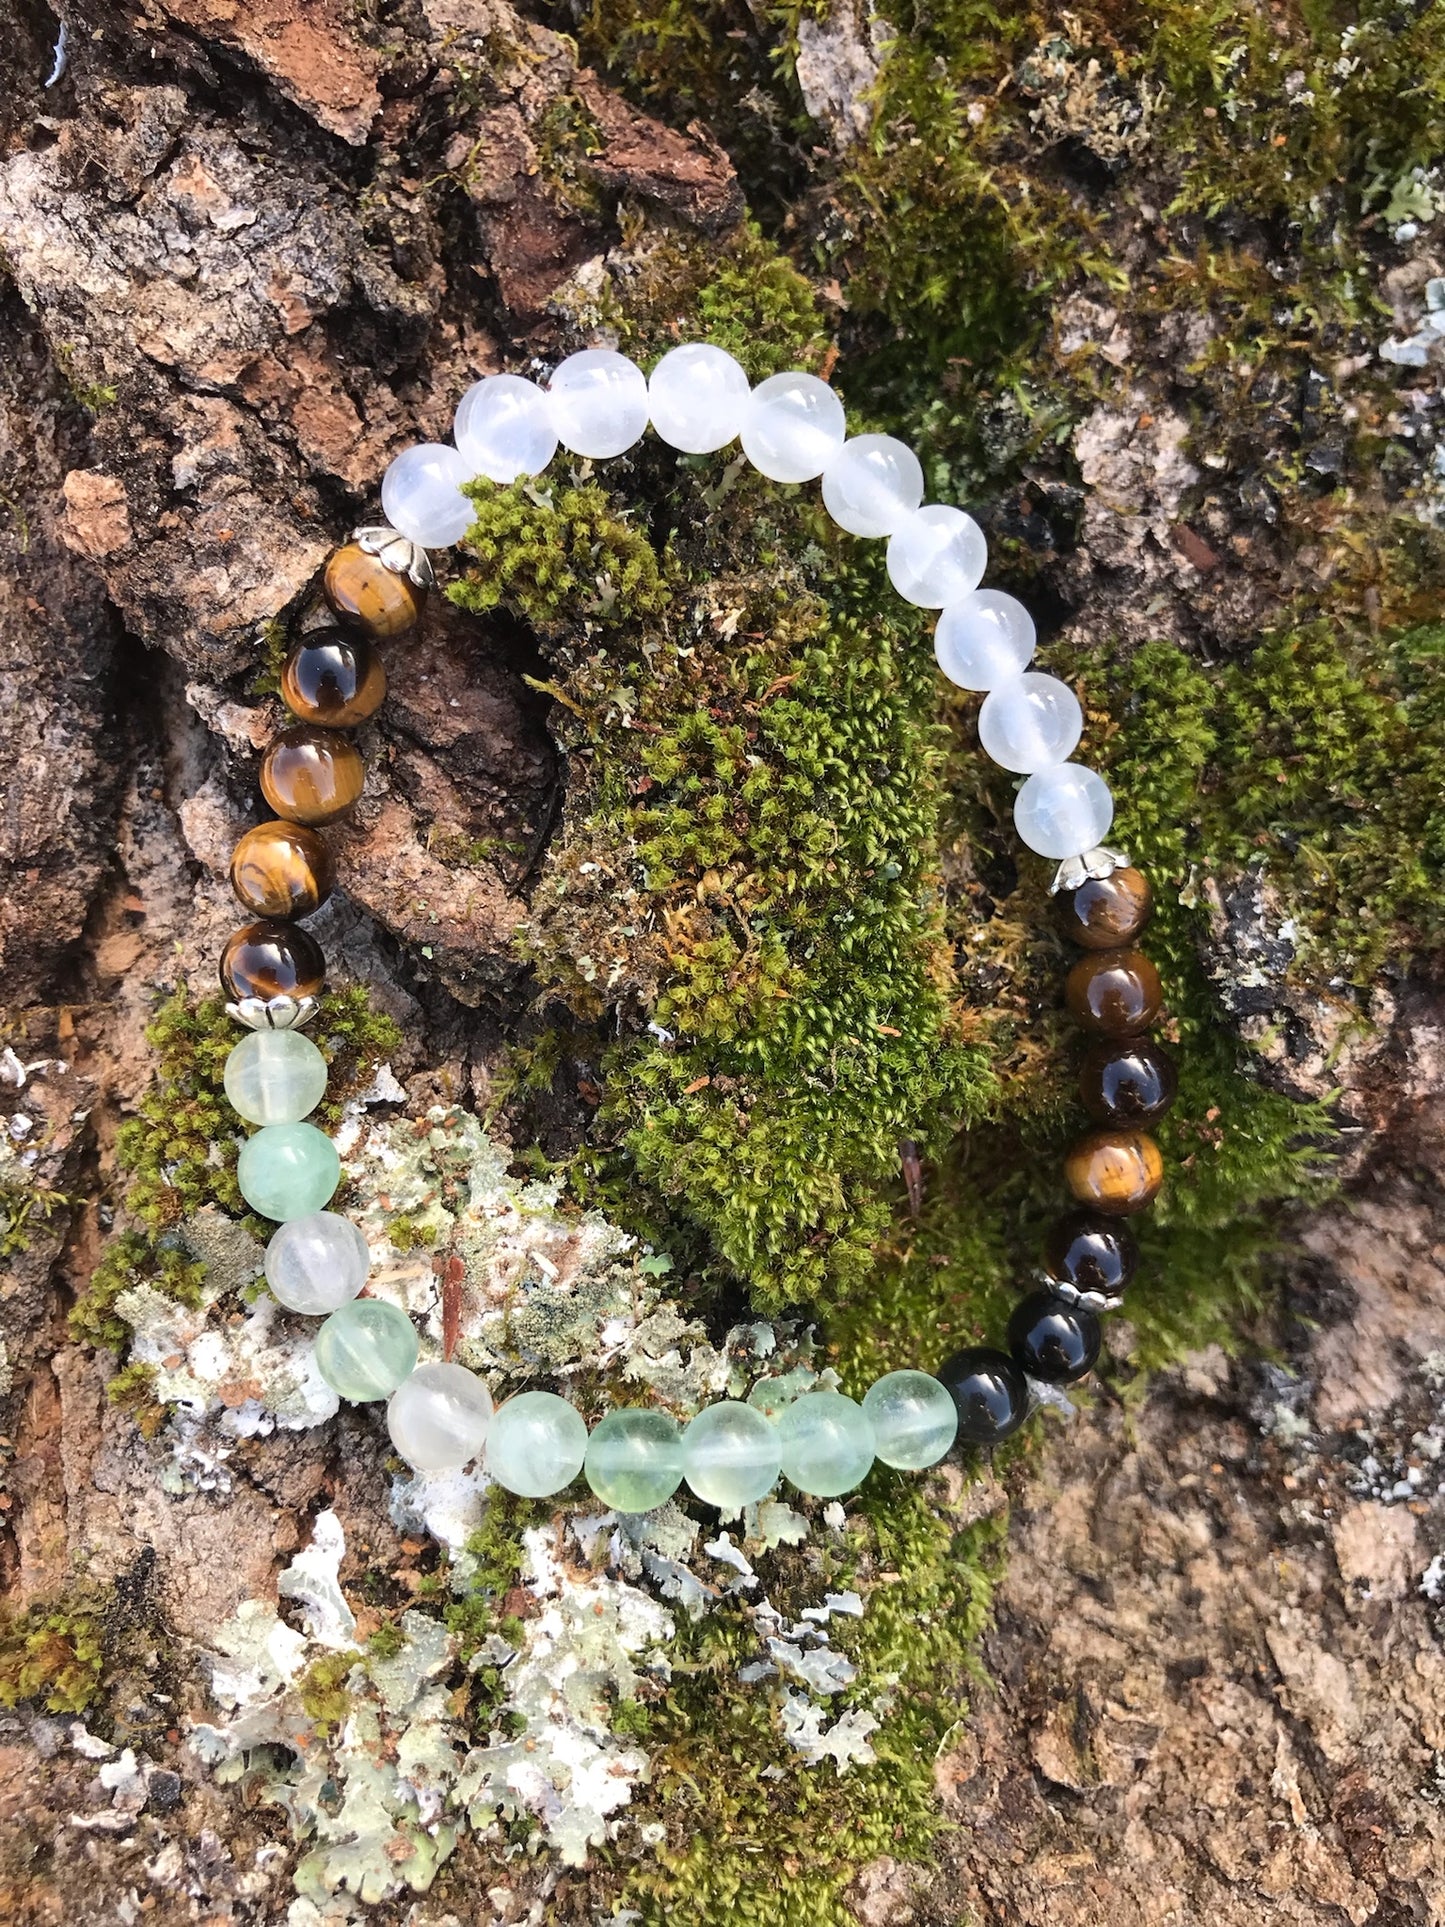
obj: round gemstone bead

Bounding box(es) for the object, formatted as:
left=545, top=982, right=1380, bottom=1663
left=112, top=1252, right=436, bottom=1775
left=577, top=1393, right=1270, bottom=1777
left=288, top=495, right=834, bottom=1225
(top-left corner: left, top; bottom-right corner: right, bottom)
left=281, top=631, right=387, bottom=729
left=1007, top=1289, right=1102, bottom=1383
left=237, top=1121, right=340, bottom=1221
left=1065, top=948, right=1162, bottom=1037
left=264, top=1210, right=370, bottom=1315
left=775, top=1391, right=875, bottom=1497
left=933, top=590, right=1036, bottom=690
left=454, top=373, right=559, bottom=482
left=862, top=1370, right=959, bottom=1470
left=315, top=1299, right=419, bottom=1402
left=224, top=1028, right=328, bottom=1126
left=681, top=1400, right=781, bottom=1510
left=381, top=443, right=475, bottom=548
left=1080, top=1038, right=1177, bottom=1126
left=220, top=921, right=326, bottom=1003
left=1044, top=1211, right=1138, bottom=1297
left=936, top=1346, right=1029, bottom=1446
left=647, top=343, right=750, bottom=453
left=322, top=542, right=426, bottom=639
left=1064, top=1129, right=1164, bottom=1216
left=739, top=371, right=846, bottom=483
left=230, top=821, right=334, bottom=920
left=978, top=672, right=1083, bottom=773
left=261, top=726, right=365, bottom=827
left=1013, top=763, right=1114, bottom=860
left=388, top=1360, right=493, bottom=1469
left=1057, top=866, right=1152, bottom=950
left=584, top=1408, right=685, bottom=1513
left=486, top=1390, right=588, bottom=1497
left=547, top=349, right=649, bottom=459
left=886, top=504, right=988, bottom=608
left=820, top=433, right=924, bottom=538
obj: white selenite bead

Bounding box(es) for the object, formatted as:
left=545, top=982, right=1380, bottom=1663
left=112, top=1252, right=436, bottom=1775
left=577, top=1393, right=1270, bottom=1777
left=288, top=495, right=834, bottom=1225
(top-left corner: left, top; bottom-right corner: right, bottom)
left=647, top=343, right=751, bottom=453
left=934, top=590, right=1036, bottom=690
left=978, top=672, right=1083, bottom=773
left=547, top=349, right=649, bottom=459
left=264, top=1210, right=370, bottom=1316
left=1014, top=763, right=1115, bottom=859
left=820, top=434, right=924, bottom=537
left=886, top=504, right=988, bottom=607
left=739, top=371, right=846, bottom=483
left=381, top=443, right=475, bottom=548
left=387, top=1361, right=494, bottom=1472
left=454, top=373, right=558, bottom=483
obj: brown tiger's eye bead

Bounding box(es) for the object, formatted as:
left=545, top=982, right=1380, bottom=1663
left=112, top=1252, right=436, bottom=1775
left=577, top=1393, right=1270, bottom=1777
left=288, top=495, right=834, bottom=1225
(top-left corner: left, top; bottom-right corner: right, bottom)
left=1064, top=1129, right=1164, bottom=1216
left=281, top=630, right=387, bottom=728
left=1045, top=1210, right=1139, bottom=1296
left=220, top=920, right=327, bottom=1003
left=323, top=542, right=426, bottom=639
left=1065, top=948, right=1162, bottom=1037
left=1079, top=1038, right=1177, bottom=1126
left=260, top=726, right=365, bottom=826
left=1057, top=866, right=1152, bottom=950
left=230, top=821, right=335, bottom=921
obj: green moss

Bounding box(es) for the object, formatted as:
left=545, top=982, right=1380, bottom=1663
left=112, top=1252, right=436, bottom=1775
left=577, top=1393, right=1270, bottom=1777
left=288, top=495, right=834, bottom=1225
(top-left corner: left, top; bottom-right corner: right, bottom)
left=615, top=223, right=830, bottom=381
left=449, top=479, right=667, bottom=630
left=107, top=1361, right=170, bottom=1440
left=0, top=1180, right=71, bottom=1258
left=71, top=1228, right=206, bottom=1353
left=297, top=1651, right=359, bottom=1737
left=0, top=1596, right=106, bottom=1715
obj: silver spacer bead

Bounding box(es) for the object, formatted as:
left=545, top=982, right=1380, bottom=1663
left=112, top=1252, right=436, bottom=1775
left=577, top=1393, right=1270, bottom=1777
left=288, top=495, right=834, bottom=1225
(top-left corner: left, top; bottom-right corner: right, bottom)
left=1045, top=1274, right=1124, bottom=1315
left=352, top=524, right=436, bottom=590
left=1048, top=845, right=1131, bottom=896
left=227, top=993, right=322, bottom=1031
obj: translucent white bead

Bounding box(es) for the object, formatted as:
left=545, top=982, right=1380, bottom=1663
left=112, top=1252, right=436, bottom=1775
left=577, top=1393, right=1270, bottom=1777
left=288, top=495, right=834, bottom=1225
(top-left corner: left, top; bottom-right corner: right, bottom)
left=978, top=672, right=1083, bottom=773
left=647, top=343, right=750, bottom=453
left=547, top=349, right=649, bottom=459
left=739, top=371, right=846, bottom=483
left=454, top=373, right=558, bottom=483
left=934, top=591, right=1036, bottom=690
left=862, top=1370, right=958, bottom=1470
left=775, top=1391, right=875, bottom=1497
left=387, top=1361, right=494, bottom=1472
left=224, top=1028, right=328, bottom=1126
left=1014, top=763, right=1115, bottom=859
left=820, top=434, right=924, bottom=538
left=264, top=1211, right=370, bottom=1315
left=885, top=505, right=987, bottom=607
left=486, top=1391, right=588, bottom=1497
left=381, top=443, right=475, bottom=548
left=681, top=1401, right=781, bottom=1510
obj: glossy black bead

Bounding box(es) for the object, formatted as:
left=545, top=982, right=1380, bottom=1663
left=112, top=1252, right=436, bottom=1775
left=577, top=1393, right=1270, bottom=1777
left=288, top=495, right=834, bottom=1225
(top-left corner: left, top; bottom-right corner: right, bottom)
left=1079, top=1037, right=1178, bottom=1126
left=1044, top=1211, right=1139, bottom=1297
left=936, top=1346, right=1029, bottom=1445
left=1007, top=1289, right=1102, bottom=1384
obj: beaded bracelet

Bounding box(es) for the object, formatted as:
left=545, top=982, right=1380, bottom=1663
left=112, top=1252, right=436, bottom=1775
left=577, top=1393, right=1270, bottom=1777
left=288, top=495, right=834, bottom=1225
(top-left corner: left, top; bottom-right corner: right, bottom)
left=205, top=342, right=1174, bottom=1511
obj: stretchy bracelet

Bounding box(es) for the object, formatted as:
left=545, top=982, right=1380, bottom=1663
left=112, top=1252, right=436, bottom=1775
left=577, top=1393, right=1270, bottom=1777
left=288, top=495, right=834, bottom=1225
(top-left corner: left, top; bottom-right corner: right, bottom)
left=203, top=342, right=1174, bottom=1510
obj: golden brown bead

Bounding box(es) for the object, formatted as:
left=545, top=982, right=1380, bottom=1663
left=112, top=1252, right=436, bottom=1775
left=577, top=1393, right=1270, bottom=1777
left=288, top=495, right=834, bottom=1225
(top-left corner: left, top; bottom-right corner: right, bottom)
left=1057, top=867, right=1153, bottom=950
left=323, top=543, right=426, bottom=639
left=281, top=630, right=387, bottom=728
left=230, top=821, right=335, bottom=921
left=260, top=726, right=365, bottom=826
left=1065, top=947, right=1162, bottom=1037
left=1063, top=1129, right=1164, bottom=1216
left=220, top=920, right=327, bottom=1003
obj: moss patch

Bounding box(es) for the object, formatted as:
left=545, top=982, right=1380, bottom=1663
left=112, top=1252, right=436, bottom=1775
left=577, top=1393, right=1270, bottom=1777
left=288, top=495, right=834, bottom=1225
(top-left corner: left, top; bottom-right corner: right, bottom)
left=0, top=1596, right=106, bottom=1716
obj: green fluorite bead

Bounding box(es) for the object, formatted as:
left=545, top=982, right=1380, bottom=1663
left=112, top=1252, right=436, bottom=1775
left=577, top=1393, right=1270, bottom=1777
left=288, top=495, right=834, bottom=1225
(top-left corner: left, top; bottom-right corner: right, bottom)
left=681, top=1400, right=781, bottom=1511
left=584, top=1408, right=684, bottom=1513
left=776, top=1390, right=875, bottom=1497
left=862, top=1370, right=959, bottom=1470
left=236, top=1121, right=340, bottom=1221
left=224, top=1028, right=328, bottom=1126
left=314, top=1299, right=418, bottom=1402
left=487, top=1391, right=588, bottom=1497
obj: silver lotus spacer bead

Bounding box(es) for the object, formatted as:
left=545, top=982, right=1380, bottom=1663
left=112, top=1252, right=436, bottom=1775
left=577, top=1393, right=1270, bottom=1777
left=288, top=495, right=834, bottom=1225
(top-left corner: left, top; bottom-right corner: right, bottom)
left=1024, top=1377, right=1077, bottom=1419
left=1048, top=844, right=1132, bottom=896
left=227, top=993, right=322, bottom=1031
left=352, top=524, right=436, bottom=590
left=1045, top=1275, right=1124, bottom=1315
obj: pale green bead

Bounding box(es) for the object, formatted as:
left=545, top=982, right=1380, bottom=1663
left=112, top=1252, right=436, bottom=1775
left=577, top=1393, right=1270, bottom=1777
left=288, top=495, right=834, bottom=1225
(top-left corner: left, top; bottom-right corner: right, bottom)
left=314, top=1299, right=418, bottom=1402
left=862, top=1370, right=959, bottom=1470
left=584, top=1408, right=684, bottom=1513
left=681, top=1400, right=781, bottom=1511
left=236, top=1121, right=340, bottom=1221
left=224, top=1028, right=328, bottom=1126
left=487, top=1391, right=588, bottom=1497
left=776, top=1391, right=875, bottom=1497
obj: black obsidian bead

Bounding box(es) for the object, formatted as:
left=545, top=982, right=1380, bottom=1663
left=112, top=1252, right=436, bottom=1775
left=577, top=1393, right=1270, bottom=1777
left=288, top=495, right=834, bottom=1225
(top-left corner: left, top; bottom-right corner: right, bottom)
left=1007, top=1289, right=1102, bottom=1384
left=1044, top=1211, right=1139, bottom=1297
left=936, top=1346, right=1029, bottom=1445
left=1079, top=1037, right=1178, bottom=1126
